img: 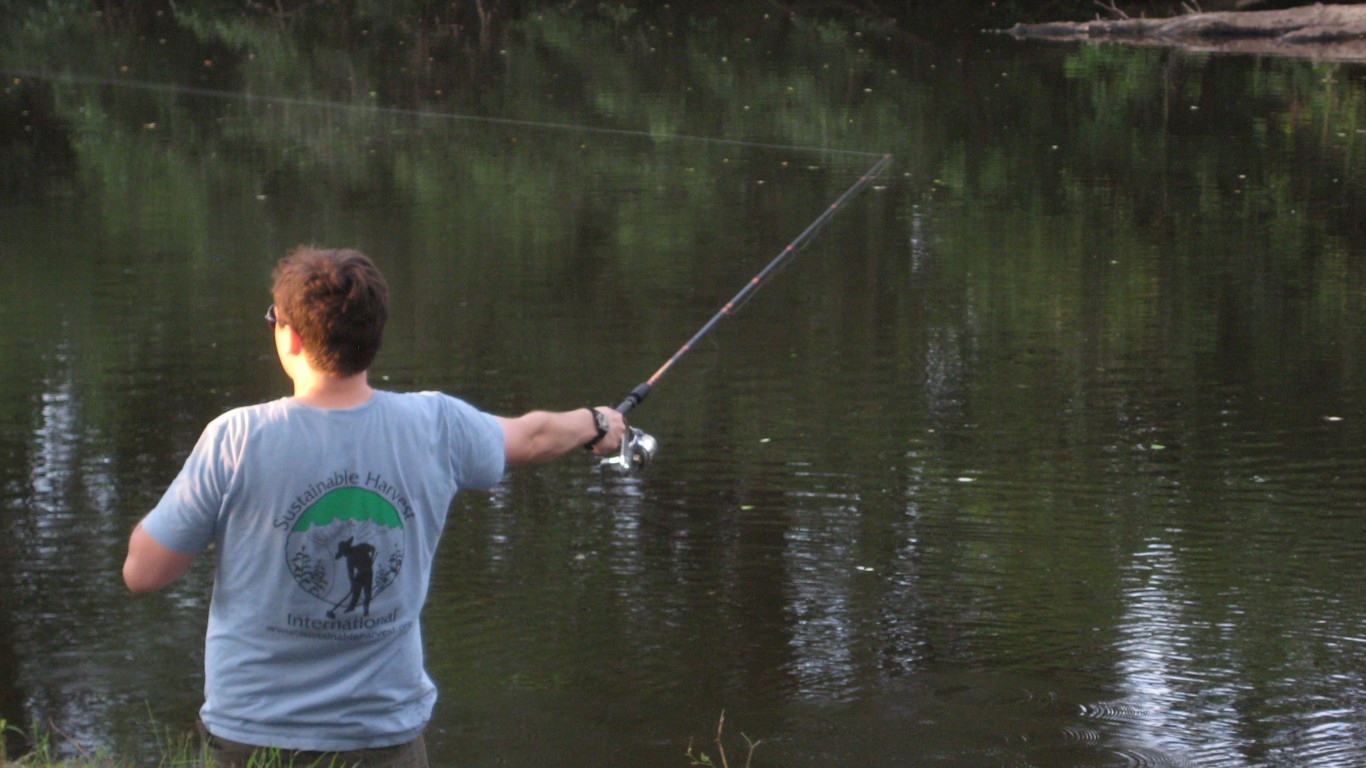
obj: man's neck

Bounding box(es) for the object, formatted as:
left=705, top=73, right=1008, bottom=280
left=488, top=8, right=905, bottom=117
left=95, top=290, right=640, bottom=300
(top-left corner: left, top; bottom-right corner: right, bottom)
left=291, top=371, right=374, bottom=409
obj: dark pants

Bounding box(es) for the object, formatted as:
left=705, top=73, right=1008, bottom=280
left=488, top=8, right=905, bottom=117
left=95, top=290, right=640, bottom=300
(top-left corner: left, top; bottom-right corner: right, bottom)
left=199, top=723, right=429, bottom=768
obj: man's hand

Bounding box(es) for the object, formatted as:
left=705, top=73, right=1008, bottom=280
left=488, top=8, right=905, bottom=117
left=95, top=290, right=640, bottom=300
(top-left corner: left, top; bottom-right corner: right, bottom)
left=585, top=406, right=627, bottom=457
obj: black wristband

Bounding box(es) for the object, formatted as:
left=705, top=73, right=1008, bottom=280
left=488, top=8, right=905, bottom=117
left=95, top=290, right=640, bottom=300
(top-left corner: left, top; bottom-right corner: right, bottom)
left=583, top=407, right=608, bottom=449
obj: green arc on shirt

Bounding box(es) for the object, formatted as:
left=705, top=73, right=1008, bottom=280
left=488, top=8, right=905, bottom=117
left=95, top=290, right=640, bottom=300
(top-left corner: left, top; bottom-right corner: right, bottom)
left=293, top=487, right=402, bottom=532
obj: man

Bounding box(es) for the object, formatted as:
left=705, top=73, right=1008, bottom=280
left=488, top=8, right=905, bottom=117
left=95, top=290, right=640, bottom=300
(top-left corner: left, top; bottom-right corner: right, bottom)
left=122, top=246, right=626, bottom=767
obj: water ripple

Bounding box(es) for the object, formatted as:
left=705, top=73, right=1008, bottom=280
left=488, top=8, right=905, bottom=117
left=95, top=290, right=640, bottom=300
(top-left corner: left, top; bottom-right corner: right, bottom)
left=1104, top=745, right=1197, bottom=768
left=1078, top=699, right=1152, bottom=725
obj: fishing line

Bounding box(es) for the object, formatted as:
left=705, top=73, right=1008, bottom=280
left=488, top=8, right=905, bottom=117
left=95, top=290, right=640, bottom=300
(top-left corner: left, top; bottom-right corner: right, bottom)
left=3, top=68, right=886, bottom=159
left=602, top=151, right=893, bottom=473
left=5, top=68, right=894, bottom=473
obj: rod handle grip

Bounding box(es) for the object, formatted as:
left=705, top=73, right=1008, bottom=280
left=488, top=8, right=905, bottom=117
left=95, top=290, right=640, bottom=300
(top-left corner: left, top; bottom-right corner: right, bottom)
left=615, top=383, right=652, bottom=415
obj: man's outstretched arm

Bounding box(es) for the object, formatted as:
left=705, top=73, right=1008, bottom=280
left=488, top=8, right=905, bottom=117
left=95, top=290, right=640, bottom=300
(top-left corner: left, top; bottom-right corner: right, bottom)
left=123, top=523, right=196, bottom=592
left=498, top=407, right=625, bottom=466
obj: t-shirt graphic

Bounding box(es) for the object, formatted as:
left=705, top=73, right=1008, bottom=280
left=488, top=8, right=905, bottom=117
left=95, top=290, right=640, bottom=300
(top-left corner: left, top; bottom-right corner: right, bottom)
left=285, top=485, right=404, bottom=620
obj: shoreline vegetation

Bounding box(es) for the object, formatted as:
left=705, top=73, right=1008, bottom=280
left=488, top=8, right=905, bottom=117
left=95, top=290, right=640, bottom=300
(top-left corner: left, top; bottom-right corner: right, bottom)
left=2, top=714, right=758, bottom=767
left=2, top=717, right=196, bottom=768
left=0, top=717, right=366, bottom=768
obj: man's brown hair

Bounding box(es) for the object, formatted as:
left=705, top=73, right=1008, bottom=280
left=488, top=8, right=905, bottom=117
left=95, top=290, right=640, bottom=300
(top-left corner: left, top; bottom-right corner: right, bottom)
left=271, top=246, right=389, bottom=376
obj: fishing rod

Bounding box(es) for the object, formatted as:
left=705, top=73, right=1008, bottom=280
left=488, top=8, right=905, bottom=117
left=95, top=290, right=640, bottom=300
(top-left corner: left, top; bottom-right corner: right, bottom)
left=601, top=152, right=894, bottom=474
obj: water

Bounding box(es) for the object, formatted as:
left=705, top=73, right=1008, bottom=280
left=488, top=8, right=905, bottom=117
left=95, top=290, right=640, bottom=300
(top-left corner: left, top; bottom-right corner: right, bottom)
left=2, top=5, right=1365, bottom=766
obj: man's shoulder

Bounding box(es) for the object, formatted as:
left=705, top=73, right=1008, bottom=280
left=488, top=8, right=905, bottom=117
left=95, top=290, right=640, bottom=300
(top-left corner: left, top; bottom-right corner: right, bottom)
left=213, top=397, right=289, bottom=422
left=379, top=389, right=482, bottom=414
left=381, top=390, right=502, bottom=439
left=199, top=398, right=291, bottom=439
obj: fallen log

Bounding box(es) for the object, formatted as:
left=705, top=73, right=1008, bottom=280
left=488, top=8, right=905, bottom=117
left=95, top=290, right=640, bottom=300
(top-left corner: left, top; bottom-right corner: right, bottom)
left=1004, top=3, right=1366, bottom=61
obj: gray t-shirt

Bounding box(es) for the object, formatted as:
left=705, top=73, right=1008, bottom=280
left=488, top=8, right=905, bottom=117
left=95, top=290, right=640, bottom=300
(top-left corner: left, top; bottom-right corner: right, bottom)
left=142, top=390, right=505, bottom=751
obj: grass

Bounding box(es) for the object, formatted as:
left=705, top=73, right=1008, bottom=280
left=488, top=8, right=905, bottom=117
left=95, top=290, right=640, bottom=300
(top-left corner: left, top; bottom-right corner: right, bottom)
left=2, top=710, right=192, bottom=765
left=4, top=712, right=761, bottom=767
left=685, top=712, right=762, bottom=768
left=0, top=718, right=353, bottom=768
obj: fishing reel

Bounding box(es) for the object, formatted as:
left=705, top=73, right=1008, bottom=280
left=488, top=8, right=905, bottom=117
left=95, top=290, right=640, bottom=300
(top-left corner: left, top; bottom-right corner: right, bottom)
left=599, top=425, right=657, bottom=475
left=597, top=384, right=657, bottom=475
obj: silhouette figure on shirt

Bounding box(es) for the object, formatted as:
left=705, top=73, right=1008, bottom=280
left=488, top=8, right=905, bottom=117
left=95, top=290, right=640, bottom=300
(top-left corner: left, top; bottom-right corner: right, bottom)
left=334, top=537, right=377, bottom=617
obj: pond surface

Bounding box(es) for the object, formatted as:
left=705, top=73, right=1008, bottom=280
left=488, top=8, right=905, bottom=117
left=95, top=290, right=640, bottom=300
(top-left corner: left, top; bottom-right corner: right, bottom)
left=2, top=5, right=1365, bottom=767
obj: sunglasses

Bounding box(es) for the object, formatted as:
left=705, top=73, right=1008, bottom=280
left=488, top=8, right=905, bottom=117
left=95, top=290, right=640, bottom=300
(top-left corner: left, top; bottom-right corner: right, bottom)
left=265, top=304, right=282, bottom=327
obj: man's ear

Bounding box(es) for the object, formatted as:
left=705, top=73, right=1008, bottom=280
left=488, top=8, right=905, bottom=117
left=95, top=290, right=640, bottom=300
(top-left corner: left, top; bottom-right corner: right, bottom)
left=286, top=325, right=306, bottom=356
